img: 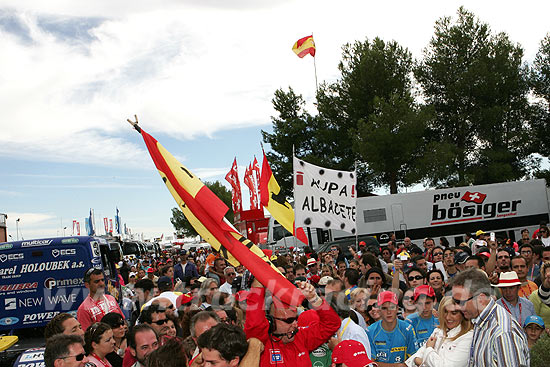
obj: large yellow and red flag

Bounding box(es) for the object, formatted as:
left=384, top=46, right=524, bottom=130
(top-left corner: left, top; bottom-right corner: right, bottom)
left=259, top=151, right=309, bottom=245
left=130, top=120, right=303, bottom=306
left=292, top=35, right=316, bottom=58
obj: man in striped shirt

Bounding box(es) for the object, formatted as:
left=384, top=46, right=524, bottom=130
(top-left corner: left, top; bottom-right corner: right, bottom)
left=451, top=268, right=529, bottom=367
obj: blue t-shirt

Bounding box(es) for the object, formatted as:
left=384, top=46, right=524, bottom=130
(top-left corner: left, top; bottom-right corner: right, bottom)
left=405, top=312, right=439, bottom=345
left=367, top=319, right=418, bottom=364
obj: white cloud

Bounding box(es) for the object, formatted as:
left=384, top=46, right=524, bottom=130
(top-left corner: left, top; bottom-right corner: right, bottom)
left=0, top=0, right=548, bottom=169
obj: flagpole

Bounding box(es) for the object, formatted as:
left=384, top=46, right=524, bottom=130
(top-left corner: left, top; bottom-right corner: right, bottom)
left=354, top=160, right=358, bottom=249
left=312, top=32, right=318, bottom=91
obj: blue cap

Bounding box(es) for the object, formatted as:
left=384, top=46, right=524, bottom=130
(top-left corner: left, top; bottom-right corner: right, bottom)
left=523, top=315, right=545, bottom=328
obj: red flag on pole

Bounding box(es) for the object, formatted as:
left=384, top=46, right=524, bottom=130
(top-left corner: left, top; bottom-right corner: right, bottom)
left=130, top=122, right=303, bottom=306
left=225, top=158, right=243, bottom=213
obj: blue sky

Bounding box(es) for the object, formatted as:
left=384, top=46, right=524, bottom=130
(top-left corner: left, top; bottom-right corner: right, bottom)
left=1, top=0, right=549, bottom=240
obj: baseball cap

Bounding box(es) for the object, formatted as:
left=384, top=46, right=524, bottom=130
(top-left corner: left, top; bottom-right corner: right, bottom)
left=129, top=272, right=137, bottom=278
left=454, top=252, right=469, bottom=265
left=476, top=230, right=486, bottom=237
left=377, top=291, right=398, bottom=306
left=176, top=293, right=193, bottom=307
left=413, top=285, right=436, bottom=301
left=197, top=276, right=207, bottom=283
left=157, top=276, right=172, bottom=289
left=524, top=315, right=545, bottom=329
left=332, top=340, right=376, bottom=367
left=319, top=276, right=333, bottom=286
left=307, top=258, right=317, bottom=267
left=147, top=267, right=155, bottom=273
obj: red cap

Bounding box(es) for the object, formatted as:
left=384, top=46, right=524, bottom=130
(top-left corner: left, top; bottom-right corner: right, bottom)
left=309, top=275, right=320, bottom=284
left=147, top=268, right=155, bottom=273
left=359, top=241, right=366, bottom=247
left=377, top=291, right=398, bottom=306
left=413, top=285, right=436, bottom=301
left=332, top=340, right=376, bottom=367
left=167, top=259, right=173, bottom=262
left=176, top=293, right=193, bottom=307
left=478, top=251, right=491, bottom=258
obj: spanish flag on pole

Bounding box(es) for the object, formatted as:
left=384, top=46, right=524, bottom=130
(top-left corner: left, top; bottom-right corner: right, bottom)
left=128, top=118, right=303, bottom=306
left=260, top=151, right=309, bottom=245
left=292, top=35, right=316, bottom=58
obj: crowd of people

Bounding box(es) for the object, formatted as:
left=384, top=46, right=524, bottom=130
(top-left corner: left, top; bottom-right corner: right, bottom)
left=41, top=225, right=550, bottom=367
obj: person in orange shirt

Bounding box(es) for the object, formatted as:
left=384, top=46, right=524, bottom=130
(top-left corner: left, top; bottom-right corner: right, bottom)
left=512, top=256, right=538, bottom=298
left=205, top=249, right=220, bottom=272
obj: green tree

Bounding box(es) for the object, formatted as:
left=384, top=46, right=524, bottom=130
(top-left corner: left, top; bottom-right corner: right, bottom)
left=531, top=34, right=550, bottom=157
left=353, top=94, right=431, bottom=193
left=263, top=37, right=425, bottom=196
left=416, top=7, right=535, bottom=187
left=170, top=180, right=233, bottom=237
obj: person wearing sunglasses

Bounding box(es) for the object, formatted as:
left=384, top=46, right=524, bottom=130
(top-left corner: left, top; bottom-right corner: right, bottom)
left=450, top=268, right=529, bottom=366
left=44, top=334, right=89, bottom=367
left=406, top=268, right=426, bottom=289
left=244, top=279, right=340, bottom=367
left=84, top=322, right=117, bottom=367
left=139, top=304, right=171, bottom=338
left=367, top=291, right=418, bottom=365
left=101, top=312, right=127, bottom=367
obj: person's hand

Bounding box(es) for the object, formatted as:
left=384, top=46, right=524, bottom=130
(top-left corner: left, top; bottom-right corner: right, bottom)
left=489, top=272, right=499, bottom=285
left=370, top=283, right=381, bottom=296
left=414, top=357, right=423, bottom=366
left=247, top=337, right=264, bottom=353
left=426, top=335, right=436, bottom=348
left=488, top=239, right=497, bottom=252
left=394, top=259, right=403, bottom=272
left=296, top=280, right=317, bottom=302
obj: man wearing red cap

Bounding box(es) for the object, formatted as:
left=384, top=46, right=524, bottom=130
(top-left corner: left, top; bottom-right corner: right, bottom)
left=332, top=340, right=377, bottom=367
left=405, top=285, right=439, bottom=346
left=367, top=291, right=418, bottom=366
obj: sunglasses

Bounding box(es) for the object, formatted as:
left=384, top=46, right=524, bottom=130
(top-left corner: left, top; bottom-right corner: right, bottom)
left=152, top=319, right=168, bottom=325
left=433, top=252, right=443, bottom=256
left=274, top=316, right=298, bottom=324
left=452, top=294, right=475, bottom=306
left=408, top=275, right=424, bottom=281
left=60, top=353, right=85, bottom=361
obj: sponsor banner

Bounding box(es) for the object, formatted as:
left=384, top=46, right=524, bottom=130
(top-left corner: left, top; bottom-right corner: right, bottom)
left=44, top=277, right=84, bottom=289
left=0, top=282, right=38, bottom=293
left=431, top=189, right=522, bottom=225
left=293, top=156, right=357, bottom=234
left=0, top=243, right=13, bottom=251
left=0, top=253, right=24, bottom=262
left=22, top=311, right=60, bottom=326
left=3, top=297, right=43, bottom=310
left=21, top=239, right=53, bottom=248
left=51, top=248, right=76, bottom=258
left=0, top=316, right=20, bottom=326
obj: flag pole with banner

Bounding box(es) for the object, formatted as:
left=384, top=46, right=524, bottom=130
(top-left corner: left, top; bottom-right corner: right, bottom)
left=259, top=149, right=309, bottom=246
left=293, top=156, right=357, bottom=235
left=292, top=34, right=317, bottom=90
left=127, top=116, right=303, bottom=306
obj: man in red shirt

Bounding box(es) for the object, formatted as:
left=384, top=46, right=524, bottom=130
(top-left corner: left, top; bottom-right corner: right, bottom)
left=77, top=268, right=124, bottom=331
left=244, top=279, right=340, bottom=367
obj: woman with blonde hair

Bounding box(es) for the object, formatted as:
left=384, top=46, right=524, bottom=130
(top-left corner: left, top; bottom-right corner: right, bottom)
left=405, top=296, right=473, bottom=367
left=349, top=287, right=369, bottom=330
